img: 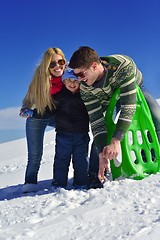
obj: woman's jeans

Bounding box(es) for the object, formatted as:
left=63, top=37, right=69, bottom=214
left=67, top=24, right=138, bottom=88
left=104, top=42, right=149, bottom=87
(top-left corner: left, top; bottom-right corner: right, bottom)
left=24, top=116, right=55, bottom=184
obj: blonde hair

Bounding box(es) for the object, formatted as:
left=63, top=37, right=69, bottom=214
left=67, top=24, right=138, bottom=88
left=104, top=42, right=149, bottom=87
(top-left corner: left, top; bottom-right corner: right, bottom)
left=23, top=47, right=65, bottom=115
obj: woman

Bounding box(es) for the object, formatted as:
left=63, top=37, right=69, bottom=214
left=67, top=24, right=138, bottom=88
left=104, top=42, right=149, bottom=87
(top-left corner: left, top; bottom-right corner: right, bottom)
left=19, top=47, right=66, bottom=193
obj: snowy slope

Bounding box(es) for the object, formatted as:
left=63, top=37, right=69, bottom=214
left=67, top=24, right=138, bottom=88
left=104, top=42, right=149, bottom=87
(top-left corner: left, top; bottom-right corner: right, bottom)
left=0, top=128, right=160, bottom=240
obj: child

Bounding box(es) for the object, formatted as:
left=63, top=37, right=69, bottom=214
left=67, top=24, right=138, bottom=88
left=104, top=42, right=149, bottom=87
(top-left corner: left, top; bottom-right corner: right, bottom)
left=51, top=69, right=90, bottom=190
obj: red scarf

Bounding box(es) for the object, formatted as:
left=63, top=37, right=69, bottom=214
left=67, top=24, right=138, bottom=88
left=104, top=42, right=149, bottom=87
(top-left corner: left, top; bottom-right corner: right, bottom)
left=50, top=76, right=63, bottom=95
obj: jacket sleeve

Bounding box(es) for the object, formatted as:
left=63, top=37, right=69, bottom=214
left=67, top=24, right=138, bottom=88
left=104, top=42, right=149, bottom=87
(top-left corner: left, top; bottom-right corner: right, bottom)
left=80, top=82, right=107, bottom=154
left=21, top=97, right=34, bottom=109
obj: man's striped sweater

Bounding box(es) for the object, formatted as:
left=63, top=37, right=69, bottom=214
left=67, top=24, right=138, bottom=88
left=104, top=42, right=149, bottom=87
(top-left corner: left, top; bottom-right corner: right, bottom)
left=80, top=54, right=143, bottom=154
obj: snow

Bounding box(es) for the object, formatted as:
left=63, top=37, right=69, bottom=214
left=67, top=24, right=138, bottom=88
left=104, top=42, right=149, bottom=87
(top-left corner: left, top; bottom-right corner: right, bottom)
left=0, top=129, right=160, bottom=240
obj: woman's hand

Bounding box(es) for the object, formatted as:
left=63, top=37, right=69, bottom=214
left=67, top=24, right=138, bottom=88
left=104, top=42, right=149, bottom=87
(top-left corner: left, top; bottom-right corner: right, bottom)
left=19, top=108, right=33, bottom=118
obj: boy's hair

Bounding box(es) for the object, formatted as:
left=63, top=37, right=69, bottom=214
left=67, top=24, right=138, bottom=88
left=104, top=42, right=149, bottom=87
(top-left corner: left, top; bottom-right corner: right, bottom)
left=69, top=46, right=100, bottom=69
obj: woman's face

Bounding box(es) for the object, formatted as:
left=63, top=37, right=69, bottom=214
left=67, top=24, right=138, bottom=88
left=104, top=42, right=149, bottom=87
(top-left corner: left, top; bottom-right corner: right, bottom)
left=49, top=54, right=66, bottom=77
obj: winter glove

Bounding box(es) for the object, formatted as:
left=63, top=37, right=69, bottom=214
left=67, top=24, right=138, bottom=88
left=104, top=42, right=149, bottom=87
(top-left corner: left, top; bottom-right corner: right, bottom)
left=19, top=108, right=33, bottom=118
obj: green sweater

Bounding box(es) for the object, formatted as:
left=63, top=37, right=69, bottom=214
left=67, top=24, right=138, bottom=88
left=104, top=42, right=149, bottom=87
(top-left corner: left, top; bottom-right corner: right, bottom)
left=80, top=54, right=143, bottom=154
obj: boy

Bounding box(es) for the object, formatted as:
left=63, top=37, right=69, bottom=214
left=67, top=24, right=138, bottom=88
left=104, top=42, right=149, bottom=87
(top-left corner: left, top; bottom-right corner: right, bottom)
left=51, top=69, right=90, bottom=189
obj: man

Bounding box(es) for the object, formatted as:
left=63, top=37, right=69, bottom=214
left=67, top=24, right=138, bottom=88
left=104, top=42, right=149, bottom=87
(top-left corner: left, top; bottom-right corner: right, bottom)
left=69, top=46, right=160, bottom=187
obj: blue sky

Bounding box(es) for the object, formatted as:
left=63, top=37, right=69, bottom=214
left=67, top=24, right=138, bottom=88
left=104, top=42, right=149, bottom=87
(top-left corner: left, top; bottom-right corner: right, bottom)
left=0, top=0, right=160, bottom=142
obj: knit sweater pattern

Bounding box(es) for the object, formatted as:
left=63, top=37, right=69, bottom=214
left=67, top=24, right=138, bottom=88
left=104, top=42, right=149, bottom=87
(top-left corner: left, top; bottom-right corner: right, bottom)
left=80, top=54, right=143, bottom=153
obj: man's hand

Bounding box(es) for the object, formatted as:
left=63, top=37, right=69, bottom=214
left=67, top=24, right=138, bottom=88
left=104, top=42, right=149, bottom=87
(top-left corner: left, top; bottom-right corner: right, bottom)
left=98, top=152, right=109, bottom=182
left=102, top=138, right=120, bottom=161
left=98, top=138, right=120, bottom=182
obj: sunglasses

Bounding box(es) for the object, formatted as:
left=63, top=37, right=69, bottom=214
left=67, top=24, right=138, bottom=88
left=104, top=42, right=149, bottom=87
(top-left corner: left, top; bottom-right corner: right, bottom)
left=74, top=68, right=88, bottom=78
left=49, top=59, right=65, bottom=68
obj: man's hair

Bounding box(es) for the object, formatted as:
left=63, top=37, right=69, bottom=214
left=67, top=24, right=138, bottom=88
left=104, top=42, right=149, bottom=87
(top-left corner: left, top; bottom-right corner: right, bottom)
left=69, top=46, right=100, bottom=69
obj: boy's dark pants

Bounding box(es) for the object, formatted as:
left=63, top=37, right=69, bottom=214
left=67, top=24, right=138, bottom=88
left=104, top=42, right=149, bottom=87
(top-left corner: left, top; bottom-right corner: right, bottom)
left=53, top=132, right=90, bottom=187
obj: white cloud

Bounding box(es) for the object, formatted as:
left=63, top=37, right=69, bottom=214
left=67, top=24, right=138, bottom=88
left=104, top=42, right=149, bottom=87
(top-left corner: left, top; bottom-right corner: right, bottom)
left=0, top=106, right=25, bottom=129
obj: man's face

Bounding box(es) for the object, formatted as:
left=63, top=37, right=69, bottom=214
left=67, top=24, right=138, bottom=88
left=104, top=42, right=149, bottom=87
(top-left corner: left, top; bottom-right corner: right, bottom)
left=73, top=63, right=98, bottom=86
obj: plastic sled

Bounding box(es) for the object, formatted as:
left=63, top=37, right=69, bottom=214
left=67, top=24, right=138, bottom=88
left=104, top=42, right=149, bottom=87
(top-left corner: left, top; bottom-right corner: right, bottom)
left=105, top=85, right=160, bottom=180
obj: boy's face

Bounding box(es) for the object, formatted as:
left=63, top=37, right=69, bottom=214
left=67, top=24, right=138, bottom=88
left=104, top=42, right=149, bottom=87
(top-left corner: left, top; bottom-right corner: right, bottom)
left=63, top=79, right=79, bottom=93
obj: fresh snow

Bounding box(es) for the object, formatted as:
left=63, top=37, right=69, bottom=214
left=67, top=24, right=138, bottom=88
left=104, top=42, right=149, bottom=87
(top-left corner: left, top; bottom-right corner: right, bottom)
left=0, top=128, right=160, bottom=240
